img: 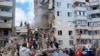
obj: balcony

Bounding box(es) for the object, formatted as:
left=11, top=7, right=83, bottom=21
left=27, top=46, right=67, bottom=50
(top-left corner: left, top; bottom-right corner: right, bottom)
left=75, top=16, right=87, bottom=20
left=74, top=0, right=86, bottom=2
left=0, top=23, right=12, bottom=28
left=88, top=27, right=100, bottom=30
left=90, top=9, right=100, bottom=14
left=75, top=7, right=87, bottom=11
left=76, top=34, right=92, bottom=39
left=75, top=25, right=88, bottom=29
left=0, top=11, right=12, bottom=18
left=0, top=1, right=13, bottom=7
left=77, top=35, right=100, bottom=39
left=86, top=1, right=99, bottom=6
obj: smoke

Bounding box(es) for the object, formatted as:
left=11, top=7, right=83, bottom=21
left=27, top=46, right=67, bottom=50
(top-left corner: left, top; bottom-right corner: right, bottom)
left=34, top=0, right=49, bottom=28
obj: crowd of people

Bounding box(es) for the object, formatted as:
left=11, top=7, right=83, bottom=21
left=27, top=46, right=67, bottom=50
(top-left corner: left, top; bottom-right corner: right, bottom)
left=16, top=42, right=100, bottom=56
left=1, top=29, right=100, bottom=56
left=63, top=45, right=100, bottom=56
left=15, top=30, right=60, bottom=56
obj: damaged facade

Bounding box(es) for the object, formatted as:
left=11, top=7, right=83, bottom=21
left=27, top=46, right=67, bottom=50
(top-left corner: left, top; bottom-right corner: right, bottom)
left=34, top=0, right=100, bottom=48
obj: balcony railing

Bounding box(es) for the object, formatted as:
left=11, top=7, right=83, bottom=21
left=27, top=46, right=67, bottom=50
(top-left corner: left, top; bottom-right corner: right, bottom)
left=0, top=23, right=12, bottom=28
left=0, top=1, right=13, bottom=7
left=86, top=1, right=99, bottom=6
left=0, top=11, right=12, bottom=17
left=90, top=9, right=100, bottom=14
left=75, top=7, right=87, bottom=11
left=74, top=0, right=86, bottom=2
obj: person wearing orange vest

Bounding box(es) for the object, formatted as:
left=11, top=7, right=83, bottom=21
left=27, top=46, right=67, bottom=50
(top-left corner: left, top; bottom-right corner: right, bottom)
left=74, top=48, right=81, bottom=56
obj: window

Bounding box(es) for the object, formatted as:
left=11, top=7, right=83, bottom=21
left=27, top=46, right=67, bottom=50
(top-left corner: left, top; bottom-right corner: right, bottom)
left=57, top=2, right=61, bottom=7
left=83, top=11, right=85, bottom=16
left=79, top=29, right=88, bottom=34
left=67, top=3, right=71, bottom=8
left=88, top=31, right=94, bottom=35
left=79, top=11, right=81, bottom=15
left=58, top=30, right=62, bottom=36
left=67, top=12, right=72, bottom=17
left=76, top=11, right=86, bottom=16
left=86, top=0, right=89, bottom=2
left=3, top=30, right=8, bottom=36
left=57, top=11, right=59, bottom=16
left=69, top=31, right=72, bottom=35
left=87, top=7, right=91, bottom=11
left=1, top=8, right=10, bottom=12
left=77, top=20, right=87, bottom=25
left=79, top=3, right=85, bottom=7
left=58, top=40, right=63, bottom=45
left=57, top=11, right=61, bottom=16
left=4, top=20, right=7, bottom=22
left=69, top=40, right=74, bottom=45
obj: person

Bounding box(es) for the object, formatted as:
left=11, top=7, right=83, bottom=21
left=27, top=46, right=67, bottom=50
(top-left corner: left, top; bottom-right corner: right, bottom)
left=54, top=42, right=59, bottom=49
left=33, top=40, right=38, bottom=50
left=0, top=51, right=2, bottom=56
left=38, top=38, right=43, bottom=49
left=16, top=43, right=20, bottom=56
left=41, top=51, right=48, bottom=56
left=46, top=40, right=50, bottom=48
left=74, top=48, right=81, bottom=56
left=81, top=46, right=87, bottom=56
left=90, top=46, right=96, bottom=56
left=96, top=47, right=100, bottom=56
left=52, top=50, right=60, bottom=56
left=19, top=43, right=31, bottom=56
left=31, top=50, right=36, bottom=56
left=11, top=41, right=16, bottom=56
left=28, top=40, right=33, bottom=50
left=46, top=48, right=51, bottom=56
left=69, top=48, right=74, bottom=56
left=50, top=41, right=53, bottom=48
left=34, top=31, right=39, bottom=41
left=64, top=48, right=69, bottom=55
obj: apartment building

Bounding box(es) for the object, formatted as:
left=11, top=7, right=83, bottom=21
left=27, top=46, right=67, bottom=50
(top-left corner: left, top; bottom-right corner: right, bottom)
left=0, top=0, right=15, bottom=47
left=54, top=0, right=100, bottom=48
left=86, top=0, right=100, bottom=45
left=34, top=0, right=100, bottom=48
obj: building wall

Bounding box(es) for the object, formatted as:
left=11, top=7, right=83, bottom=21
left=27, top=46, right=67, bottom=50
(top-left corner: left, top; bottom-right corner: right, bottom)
left=54, top=0, right=76, bottom=48
left=0, top=0, right=15, bottom=47
left=34, top=0, right=100, bottom=48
